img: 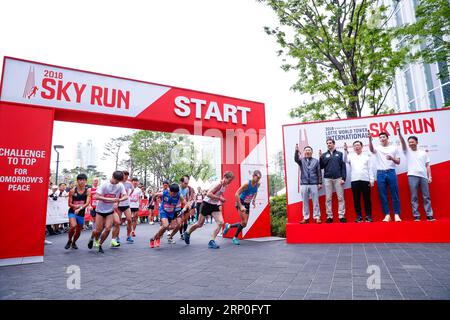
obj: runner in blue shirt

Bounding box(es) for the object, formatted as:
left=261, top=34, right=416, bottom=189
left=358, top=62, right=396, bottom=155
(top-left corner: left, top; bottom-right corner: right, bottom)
left=149, top=183, right=187, bottom=248
left=223, top=170, right=262, bottom=245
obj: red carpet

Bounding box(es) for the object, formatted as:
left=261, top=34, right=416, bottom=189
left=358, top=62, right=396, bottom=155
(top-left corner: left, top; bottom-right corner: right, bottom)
left=287, top=218, right=450, bottom=243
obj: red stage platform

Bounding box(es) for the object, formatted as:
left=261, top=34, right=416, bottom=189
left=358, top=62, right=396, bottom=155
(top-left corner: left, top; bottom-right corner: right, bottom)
left=284, top=161, right=450, bottom=244
left=286, top=218, right=450, bottom=244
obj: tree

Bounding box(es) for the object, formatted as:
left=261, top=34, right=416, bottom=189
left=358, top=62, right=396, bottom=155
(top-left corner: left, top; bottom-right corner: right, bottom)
left=269, top=150, right=285, bottom=196
left=102, top=136, right=129, bottom=171
left=398, top=0, right=450, bottom=81
left=59, top=165, right=106, bottom=184
left=258, top=0, right=409, bottom=121
left=128, top=131, right=215, bottom=187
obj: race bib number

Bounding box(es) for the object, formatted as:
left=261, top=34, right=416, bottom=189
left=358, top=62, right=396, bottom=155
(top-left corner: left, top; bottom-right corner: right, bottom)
left=163, top=204, right=175, bottom=213
left=243, top=194, right=254, bottom=204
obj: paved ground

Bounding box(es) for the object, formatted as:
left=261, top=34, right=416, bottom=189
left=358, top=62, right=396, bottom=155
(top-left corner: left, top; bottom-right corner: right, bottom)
left=1, top=223, right=450, bottom=300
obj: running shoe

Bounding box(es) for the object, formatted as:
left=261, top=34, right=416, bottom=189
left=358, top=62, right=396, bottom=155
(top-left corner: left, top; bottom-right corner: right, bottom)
left=64, top=240, right=72, bottom=250
left=223, top=223, right=231, bottom=236
left=155, top=238, right=161, bottom=248
left=94, top=239, right=100, bottom=249
left=149, top=221, right=154, bottom=225
left=71, top=242, right=78, bottom=250
left=184, top=232, right=190, bottom=245
left=168, top=238, right=176, bottom=244
left=116, top=237, right=121, bottom=244
left=88, top=238, right=94, bottom=249
left=232, top=238, right=240, bottom=245
left=427, top=216, right=436, bottom=221
left=126, top=236, right=134, bottom=243
left=208, top=240, right=220, bottom=249
left=149, top=239, right=155, bottom=248
left=111, top=239, right=120, bottom=248
left=180, top=234, right=185, bottom=240
left=98, top=245, right=104, bottom=253
left=132, top=231, right=136, bottom=237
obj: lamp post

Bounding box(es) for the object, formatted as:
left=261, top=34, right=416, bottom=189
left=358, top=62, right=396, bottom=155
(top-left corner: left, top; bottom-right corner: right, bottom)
left=53, top=145, right=64, bottom=185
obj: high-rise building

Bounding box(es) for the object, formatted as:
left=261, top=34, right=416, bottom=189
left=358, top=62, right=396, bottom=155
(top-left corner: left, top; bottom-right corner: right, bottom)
left=74, top=140, right=98, bottom=168
left=386, top=0, right=450, bottom=112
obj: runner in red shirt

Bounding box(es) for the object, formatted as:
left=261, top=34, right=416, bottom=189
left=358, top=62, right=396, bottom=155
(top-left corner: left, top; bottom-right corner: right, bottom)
left=89, top=177, right=100, bottom=230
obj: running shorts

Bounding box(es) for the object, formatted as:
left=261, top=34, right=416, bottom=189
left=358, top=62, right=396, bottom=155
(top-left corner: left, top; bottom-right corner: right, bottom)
left=200, top=202, right=220, bottom=216
left=236, top=200, right=250, bottom=213
left=118, top=205, right=130, bottom=212
left=97, top=211, right=114, bottom=218
left=130, top=207, right=139, bottom=213
left=68, top=213, right=85, bottom=225
left=160, top=210, right=176, bottom=223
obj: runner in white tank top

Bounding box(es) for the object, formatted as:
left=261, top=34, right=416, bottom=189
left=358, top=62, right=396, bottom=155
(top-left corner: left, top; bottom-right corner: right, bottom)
left=184, top=171, right=235, bottom=249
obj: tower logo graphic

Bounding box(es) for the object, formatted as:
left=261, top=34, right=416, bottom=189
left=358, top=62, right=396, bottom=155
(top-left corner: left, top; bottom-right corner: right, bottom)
left=23, top=66, right=38, bottom=99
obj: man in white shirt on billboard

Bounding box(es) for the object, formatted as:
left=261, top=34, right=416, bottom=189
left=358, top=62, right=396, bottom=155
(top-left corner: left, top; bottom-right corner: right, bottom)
left=398, top=127, right=435, bottom=221
left=368, top=129, right=401, bottom=222
left=343, top=141, right=374, bottom=223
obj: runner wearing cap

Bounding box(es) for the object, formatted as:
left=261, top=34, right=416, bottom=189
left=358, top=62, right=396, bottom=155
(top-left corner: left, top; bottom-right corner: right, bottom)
left=223, top=170, right=262, bottom=245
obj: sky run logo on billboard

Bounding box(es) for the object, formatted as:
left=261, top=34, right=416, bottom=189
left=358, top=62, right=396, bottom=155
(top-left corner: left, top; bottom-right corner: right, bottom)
left=23, top=65, right=131, bottom=109
left=324, top=117, right=436, bottom=142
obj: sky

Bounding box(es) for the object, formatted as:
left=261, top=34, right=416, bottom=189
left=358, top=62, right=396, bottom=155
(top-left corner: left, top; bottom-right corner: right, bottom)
left=0, top=0, right=304, bottom=176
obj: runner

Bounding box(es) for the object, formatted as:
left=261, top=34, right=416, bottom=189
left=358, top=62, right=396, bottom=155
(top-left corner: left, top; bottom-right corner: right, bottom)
left=129, top=177, right=143, bottom=237
left=112, top=170, right=134, bottom=245
left=168, top=175, right=196, bottom=242
left=193, top=186, right=203, bottom=224
left=147, top=189, right=156, bottom=225
left=88, top=171, right=128, bottom=253
left=184, top=171, right=235, bottom=249
left=159, top=180, right=170, bottom=228
left=89, top=177, right=100, bottom=230
left=223, top=170, right=262, bottom=245
left=65, top=174, right=91, bottom=250
left=149, top=183, right=186, bottom=248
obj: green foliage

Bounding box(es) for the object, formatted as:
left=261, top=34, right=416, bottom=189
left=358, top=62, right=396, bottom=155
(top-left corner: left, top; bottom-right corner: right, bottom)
left=258, top=0, right=409, bottom=121
left=270, top=194, right=287, bottom=237
left=60, top=165, right=106, bottom=184
left=269, top=174, right=285, bottom=196
left=398, top=0, right=450, bottom=80
left=127, top=131, right=215, bottom=187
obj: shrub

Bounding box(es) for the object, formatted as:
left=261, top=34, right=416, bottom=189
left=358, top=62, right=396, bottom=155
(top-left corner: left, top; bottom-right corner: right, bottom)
left=270, top=194, right=287, bottom=237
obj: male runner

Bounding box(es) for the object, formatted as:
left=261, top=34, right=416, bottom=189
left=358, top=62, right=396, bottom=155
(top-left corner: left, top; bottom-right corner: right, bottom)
left=88, top=171, right=128, bottom=253
left=149, top=183, right=186, bottom=248
left=147, top=189, right=156, bottom=225
left=129, top=177, right=143, bottom=237
left=184, top=171, right=235, bottom=249
left=112, top=170, right=134, bottom=245
left=89, top=177, right=100, bottom=230
left=170, top=175, right=196, bottom=241
left=65, top=174, right=91, bottom=250
left=193, top=186, right=203, bottom=224
left=223, top=170, right=261, bottom=245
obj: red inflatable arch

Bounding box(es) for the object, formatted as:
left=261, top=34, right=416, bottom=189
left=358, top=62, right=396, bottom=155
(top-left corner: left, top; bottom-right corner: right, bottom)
left=0, top=57, right=271, bottom=266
